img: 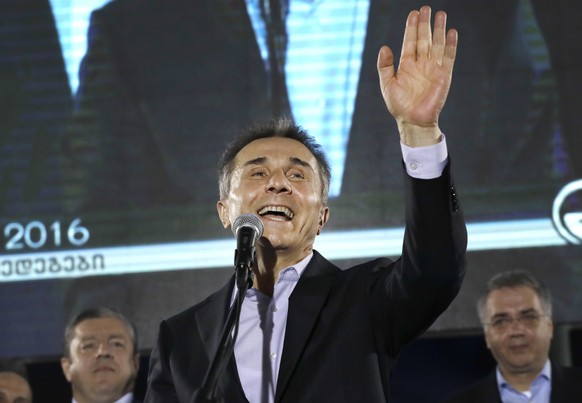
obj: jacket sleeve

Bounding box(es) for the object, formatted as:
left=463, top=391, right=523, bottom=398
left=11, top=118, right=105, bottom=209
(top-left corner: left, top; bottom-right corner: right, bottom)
left=376, top=160, right=467, bottom=356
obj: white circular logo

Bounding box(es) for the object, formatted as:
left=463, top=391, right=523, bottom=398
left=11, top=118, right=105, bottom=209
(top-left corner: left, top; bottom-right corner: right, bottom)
left=552, top=179, right=582, bottom=244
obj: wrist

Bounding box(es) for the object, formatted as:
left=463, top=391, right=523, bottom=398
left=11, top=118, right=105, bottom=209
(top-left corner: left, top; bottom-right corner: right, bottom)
left=397, top=122, right=442, bottom=147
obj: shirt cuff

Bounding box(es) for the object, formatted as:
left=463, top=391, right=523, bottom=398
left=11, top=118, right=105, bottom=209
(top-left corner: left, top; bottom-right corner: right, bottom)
left=400, top=134, right=448, bottom=179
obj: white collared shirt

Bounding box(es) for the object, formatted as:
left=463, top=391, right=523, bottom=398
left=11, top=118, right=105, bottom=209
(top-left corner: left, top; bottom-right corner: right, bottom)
left=73, top=392, right=134, bottom=403
left=234, top=253, right=312, bottom=403
left=496, top=360, right=552, bottom=403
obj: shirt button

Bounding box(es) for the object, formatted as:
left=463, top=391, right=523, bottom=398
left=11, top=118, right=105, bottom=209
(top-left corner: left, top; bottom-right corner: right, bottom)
left=409, top=161, right=418, bottom=171
left=272, top=306, right=278, bottom=312
left=270, top=352, right=277, bottom=360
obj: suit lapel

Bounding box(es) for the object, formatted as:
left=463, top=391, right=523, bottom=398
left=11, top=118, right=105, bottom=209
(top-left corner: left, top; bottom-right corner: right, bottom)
left=195, top=278, right=233, bottom=360
left=484, top=371, right=503, bottom=403
left=195, top=276, right=248, bottom=401
left=275, top=251, right=340, bottom=401
left=549, top=364, right=566, bottom=402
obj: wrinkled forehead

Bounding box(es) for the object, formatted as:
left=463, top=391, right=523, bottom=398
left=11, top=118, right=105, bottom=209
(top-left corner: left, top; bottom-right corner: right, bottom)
left=73, top=317, right=132, bottom=340
left=486, top=286, right=542, bottom=315
left=236, top=137, right=318, bottom=166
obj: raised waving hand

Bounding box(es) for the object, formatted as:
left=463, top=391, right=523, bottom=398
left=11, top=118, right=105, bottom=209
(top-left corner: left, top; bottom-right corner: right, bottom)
left=378, top=6, right=458, bottom=147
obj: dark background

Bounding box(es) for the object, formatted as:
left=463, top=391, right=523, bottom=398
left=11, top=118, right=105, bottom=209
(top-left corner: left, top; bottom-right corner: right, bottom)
left=1, top=0, right=582, bottom=401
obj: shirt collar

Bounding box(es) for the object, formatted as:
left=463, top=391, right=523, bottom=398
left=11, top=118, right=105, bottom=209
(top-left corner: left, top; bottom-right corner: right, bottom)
left=251, top=251, right=313, bottom=287
left=496, top=359, right=552, bottom=390
left=231, top=252, right=314, bottom=301
left=74, top=392, right=134, bottom=403
left=281, top=251, right=313, bottom=279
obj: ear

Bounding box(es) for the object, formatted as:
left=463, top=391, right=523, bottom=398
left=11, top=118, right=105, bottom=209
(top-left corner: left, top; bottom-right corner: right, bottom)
left=133, top=353, right=140, bottom=371
left=316, top=207, right=330, bottom=235
left=548, top=318, right=554, bottom=339
left=60, top=357, right=73, bottom=382
left=216, top=200, right=230, bottom=229
left=483, top=329, right=492, bottom=350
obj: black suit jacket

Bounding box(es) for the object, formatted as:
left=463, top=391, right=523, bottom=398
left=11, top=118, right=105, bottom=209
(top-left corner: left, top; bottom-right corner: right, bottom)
left=144, top=164, right=467, bottom=403
left=441, top=364, right=582, bottom=403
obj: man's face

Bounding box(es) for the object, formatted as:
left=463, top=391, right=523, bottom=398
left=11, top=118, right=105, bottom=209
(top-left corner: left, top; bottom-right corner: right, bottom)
left=217, top=137, right=329, bottom=256
left=0, top=372, right=32, bottom=403
left=60, top=317, right=139, bottom=403
left=483, top=286, right=553, bottom=376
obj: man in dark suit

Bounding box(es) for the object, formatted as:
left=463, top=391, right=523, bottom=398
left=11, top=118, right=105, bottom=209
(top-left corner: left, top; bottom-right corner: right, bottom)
left=145, top=6, right=467, bottom=402
left=60, top=306, right=143, bottom=403
left=442, top=270, right=582, bottom=403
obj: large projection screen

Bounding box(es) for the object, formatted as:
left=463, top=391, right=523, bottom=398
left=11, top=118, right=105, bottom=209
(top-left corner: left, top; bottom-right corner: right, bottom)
left=1, top=0, right=582, bottom=360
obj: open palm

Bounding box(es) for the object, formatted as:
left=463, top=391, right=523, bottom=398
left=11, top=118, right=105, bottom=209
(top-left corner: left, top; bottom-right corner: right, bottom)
left=378, top=6, right=458, bottom=144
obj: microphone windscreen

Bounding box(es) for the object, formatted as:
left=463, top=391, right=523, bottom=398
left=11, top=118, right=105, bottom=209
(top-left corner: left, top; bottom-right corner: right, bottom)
left=232, top=214, right=264, bottom=238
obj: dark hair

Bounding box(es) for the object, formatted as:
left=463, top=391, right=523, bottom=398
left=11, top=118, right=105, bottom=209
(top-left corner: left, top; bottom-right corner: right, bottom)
left=217, top=117, right=332, bottom=205
left=477, top=270, right=552, bottom=324
left=63, top=306, right=138, bottom=358
left=0, top=359, right=29, bottom=381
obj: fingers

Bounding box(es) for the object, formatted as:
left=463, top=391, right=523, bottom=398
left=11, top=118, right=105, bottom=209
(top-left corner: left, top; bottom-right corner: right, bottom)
left=431, top=10, right=458, bottom=69
left=442, top=28, right=458, bottom=72
left=400, top=10, right=419, bottom=62
left=377, top=45, right=394, bottom=72
left=416, top=6, right=432, bottom=59
left=401, top=6, right=457, bottom=68
left=430, top=10, right=446, bottom=63
left=377, top=45, right=395, bottom=84
left=401, top=6, right=433, bottom=62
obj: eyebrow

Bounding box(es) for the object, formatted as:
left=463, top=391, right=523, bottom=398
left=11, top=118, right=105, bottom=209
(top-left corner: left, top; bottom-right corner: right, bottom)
left=290, top=156, right=311, bottom=168
left=79, top=334, right=127, bottom=342
left=491, top=308, right=538, bottom=318
left=519, top=308, right=538, bottom=315
left=243, top=157, right=267, bottom=167
left=244, top=156, right=313, bottom=169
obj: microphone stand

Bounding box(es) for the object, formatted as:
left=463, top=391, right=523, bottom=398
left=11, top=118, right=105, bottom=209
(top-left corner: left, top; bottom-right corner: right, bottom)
left=193, top=251, right=255, bottom=403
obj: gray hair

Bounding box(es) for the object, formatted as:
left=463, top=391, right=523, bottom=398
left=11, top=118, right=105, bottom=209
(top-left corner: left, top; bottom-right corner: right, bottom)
left=477, top=270, right=552, bottom=325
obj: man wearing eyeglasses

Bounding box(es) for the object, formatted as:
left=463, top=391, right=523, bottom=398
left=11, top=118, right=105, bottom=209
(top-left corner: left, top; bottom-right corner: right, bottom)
left=442, top=270, right=582, bottom=403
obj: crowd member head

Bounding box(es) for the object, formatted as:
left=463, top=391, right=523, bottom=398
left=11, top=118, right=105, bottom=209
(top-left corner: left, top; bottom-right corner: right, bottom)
left=477, top=270, right=553, bottom=386
left=60, top=307, right=140, bottom=403
left=0, top=371, right=32, bottom=403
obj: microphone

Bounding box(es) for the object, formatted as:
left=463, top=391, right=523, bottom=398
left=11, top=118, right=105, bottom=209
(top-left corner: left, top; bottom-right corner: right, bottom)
left=232, top=214, right=264, bottom=271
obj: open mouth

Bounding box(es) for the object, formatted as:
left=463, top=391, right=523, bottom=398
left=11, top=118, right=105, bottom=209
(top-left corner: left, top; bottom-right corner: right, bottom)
left=258, top=205, right=294, bottom=220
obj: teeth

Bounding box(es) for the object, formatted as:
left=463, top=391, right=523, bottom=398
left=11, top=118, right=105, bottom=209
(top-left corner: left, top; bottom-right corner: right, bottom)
left=258, top=206, right=294, bottom=219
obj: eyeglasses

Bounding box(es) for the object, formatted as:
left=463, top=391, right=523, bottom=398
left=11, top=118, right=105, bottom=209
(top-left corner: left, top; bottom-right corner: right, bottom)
left=486, top=312, right=548, bottom=331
